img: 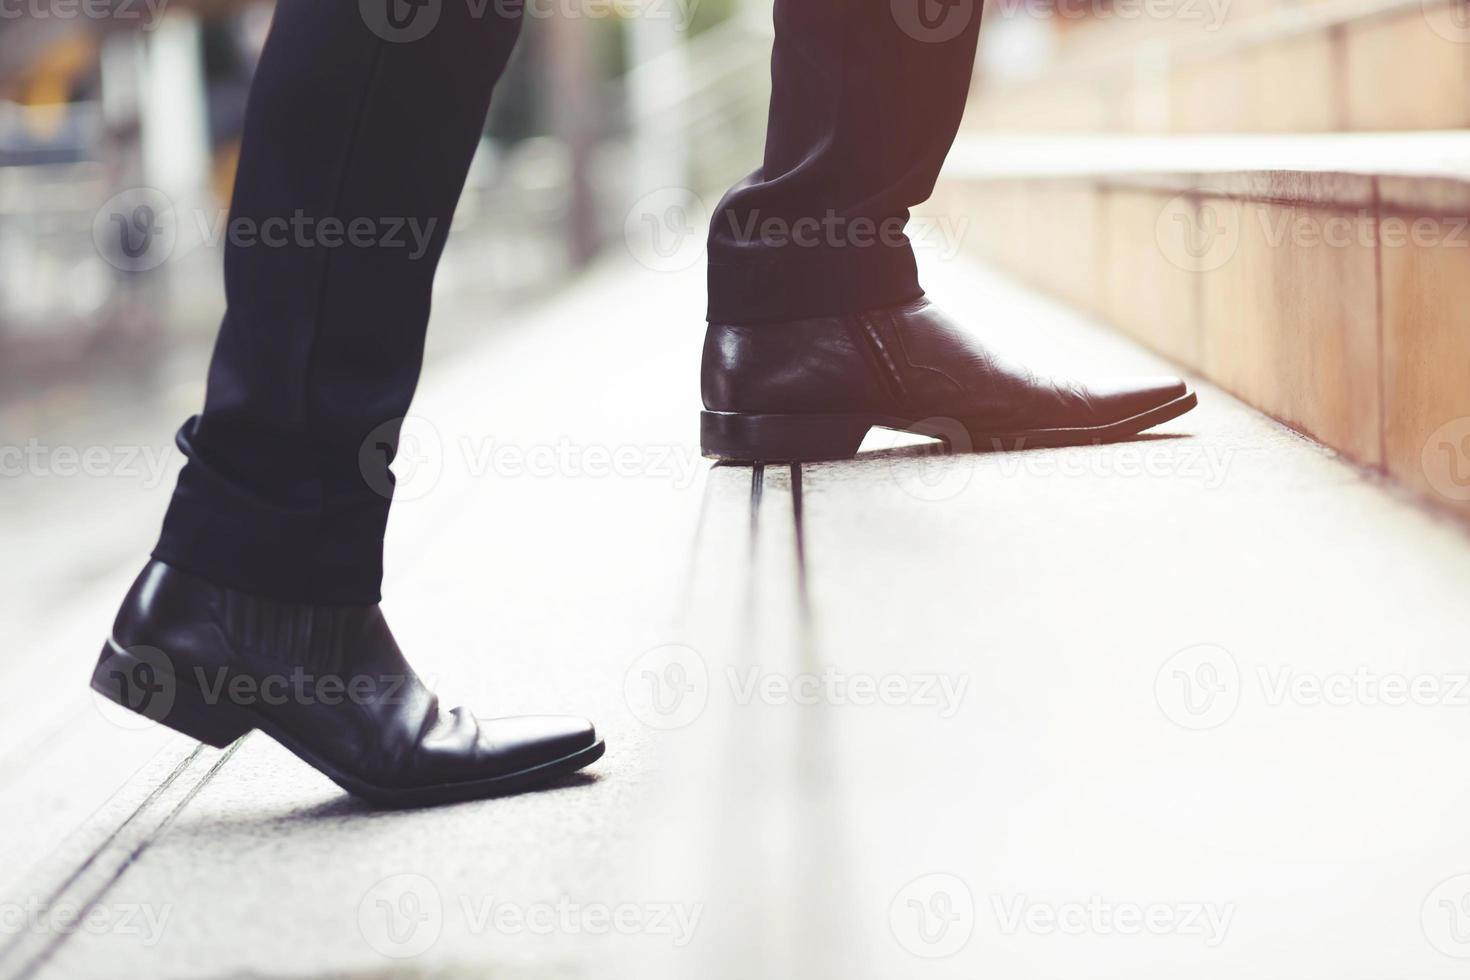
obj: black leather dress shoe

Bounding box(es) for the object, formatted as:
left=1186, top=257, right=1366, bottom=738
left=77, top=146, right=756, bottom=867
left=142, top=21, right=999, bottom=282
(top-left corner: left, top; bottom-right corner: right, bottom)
left=91, top=561, right=604, bottom=807
left=701, top=298, right=1197, bottom=462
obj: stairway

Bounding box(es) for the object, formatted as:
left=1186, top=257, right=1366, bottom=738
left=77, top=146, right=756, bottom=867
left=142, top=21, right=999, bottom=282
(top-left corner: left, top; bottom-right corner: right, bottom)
left=942, top=0, right=1470, bottom=521
left=966, top=0, right=1470, bottom=133
left=7, top=255, right=1470, bottom=979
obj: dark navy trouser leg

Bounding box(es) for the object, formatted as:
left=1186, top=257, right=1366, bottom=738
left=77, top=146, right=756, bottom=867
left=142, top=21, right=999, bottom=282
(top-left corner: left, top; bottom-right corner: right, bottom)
left=155, top=0, right=525, bottom=603
left=707, top=0, right=984, bottom=324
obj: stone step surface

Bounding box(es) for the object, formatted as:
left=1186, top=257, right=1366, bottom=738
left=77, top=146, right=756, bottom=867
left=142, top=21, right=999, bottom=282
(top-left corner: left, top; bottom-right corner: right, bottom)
left=937, top=136, right=1470, bottom=525
left=967, top=0, right=1470, bottom=134
left=4, top=255, right=1470, bottom=979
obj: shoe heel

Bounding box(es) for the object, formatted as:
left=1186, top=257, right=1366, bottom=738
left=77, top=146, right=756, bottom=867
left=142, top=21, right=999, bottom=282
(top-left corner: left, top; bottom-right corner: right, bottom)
left=701, top=411, right=871, bottom=463
left=91, top=640, right=254, bottom=748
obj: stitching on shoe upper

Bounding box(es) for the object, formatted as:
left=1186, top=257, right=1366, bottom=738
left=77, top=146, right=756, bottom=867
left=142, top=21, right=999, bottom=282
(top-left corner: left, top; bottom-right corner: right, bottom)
left=882, top=307, right=967, bottom=395
left=855, top=312, right=909, bottom=409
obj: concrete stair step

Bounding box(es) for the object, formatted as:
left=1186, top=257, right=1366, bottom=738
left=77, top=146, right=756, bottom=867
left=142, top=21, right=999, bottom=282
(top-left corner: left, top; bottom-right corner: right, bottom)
left=7, top=255, right=1470, bottom=978
left=937, top=130, right=1470, bottom=522
left=968, top=0, right=1470, bottom=133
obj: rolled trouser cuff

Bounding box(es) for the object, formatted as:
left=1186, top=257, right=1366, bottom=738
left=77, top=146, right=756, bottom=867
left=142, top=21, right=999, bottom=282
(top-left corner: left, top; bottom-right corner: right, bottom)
left=153, top=418, right=387, bottom=605
left=706, top=242, right=923, bottom=325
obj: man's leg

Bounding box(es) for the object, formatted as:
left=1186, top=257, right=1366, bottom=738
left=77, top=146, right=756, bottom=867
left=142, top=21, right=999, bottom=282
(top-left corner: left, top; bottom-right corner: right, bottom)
left=700, top=0, right=1196, bottom=462
left=94, top=0, right=605, bottom=806
left=707, top=0, right=983, bottom=324
left=154, top=0, right=524, bottom=604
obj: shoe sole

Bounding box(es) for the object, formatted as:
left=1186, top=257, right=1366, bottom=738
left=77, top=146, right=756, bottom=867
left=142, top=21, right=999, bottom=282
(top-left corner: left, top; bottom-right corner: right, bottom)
left=91, top=638, right=605, bottom=808
left=701, top=391, right=1199, bottom=463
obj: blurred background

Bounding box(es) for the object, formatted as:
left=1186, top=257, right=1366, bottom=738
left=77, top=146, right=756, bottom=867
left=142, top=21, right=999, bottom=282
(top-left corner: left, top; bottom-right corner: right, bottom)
left=7, top=0, right=1468, bottom=630
left=0, top=0, right=778, bottom=686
